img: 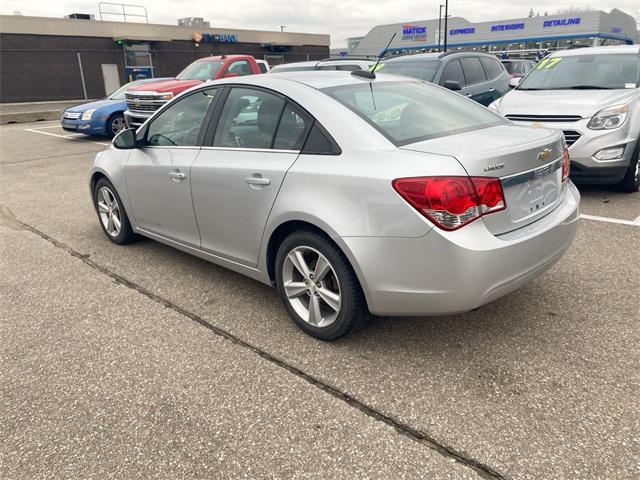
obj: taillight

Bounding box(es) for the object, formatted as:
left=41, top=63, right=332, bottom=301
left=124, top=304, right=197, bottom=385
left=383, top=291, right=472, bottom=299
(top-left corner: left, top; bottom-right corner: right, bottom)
left=562, top=145, right=570, bottom=182
left=392, top=176, right=506, bottom=231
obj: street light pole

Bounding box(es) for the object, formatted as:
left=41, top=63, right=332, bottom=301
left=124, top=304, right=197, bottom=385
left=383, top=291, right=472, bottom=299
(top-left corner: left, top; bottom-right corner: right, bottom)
left=280, top=25, right=286, bottom=32
left=438, top=4, right=444, bottom=52
left=443, top=0, right=449, bottom=52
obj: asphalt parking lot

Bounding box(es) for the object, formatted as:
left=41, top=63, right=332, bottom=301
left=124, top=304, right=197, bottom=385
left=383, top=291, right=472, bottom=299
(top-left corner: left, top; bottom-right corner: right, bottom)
left=1, top=121, right=639, bottom=479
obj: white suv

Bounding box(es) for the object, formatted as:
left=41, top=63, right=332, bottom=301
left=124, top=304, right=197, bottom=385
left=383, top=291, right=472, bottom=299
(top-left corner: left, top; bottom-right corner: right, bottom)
left=490, top=45, right=640, bottom=192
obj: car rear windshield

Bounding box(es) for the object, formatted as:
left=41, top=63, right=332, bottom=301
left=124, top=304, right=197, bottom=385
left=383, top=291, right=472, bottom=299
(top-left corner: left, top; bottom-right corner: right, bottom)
left=176, top=60, right=223, bottom=81
left=375, top=59, right=441, bottom=82
left=518, top=53, right=640, bottom=90
left=323, top=80, right=504, bottom=145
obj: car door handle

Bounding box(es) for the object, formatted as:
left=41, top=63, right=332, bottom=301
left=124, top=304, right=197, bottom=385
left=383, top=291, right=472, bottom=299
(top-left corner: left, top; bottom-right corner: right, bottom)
left=488, top=88, right=495, bottom=92
left=244, top=176, right=270, bottom=186
left=168, top=170, right=186, bottom=182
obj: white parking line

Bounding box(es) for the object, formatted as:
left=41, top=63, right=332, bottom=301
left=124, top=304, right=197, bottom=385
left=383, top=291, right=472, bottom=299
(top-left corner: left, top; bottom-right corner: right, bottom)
left=580, top=213, right=639, bottom=227
left=24, top=128, right=110, bottom=146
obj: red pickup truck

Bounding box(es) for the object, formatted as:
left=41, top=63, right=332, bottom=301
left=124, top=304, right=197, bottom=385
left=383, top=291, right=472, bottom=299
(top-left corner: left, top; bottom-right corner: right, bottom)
left=124, top=55, right=261, bottom=127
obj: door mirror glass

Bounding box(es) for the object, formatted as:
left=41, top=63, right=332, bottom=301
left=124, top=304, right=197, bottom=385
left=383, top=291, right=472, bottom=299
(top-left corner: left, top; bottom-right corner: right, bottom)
left=509, top=76, right=522, bottom=88
left=443, top=80, right=462, bottom=91
left=113, top=128, right=137, bottom=149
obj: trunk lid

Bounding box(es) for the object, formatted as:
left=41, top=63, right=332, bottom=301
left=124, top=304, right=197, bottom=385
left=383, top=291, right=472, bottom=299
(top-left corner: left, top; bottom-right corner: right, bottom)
left=401, top=124, right=566, bottom=235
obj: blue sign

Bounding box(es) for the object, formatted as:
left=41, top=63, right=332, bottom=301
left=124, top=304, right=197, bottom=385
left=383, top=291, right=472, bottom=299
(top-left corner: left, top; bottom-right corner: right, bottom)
left=402, top=24, right=427, bottom=41
left=450, top=27, right=475, bottom=35
left=611, top=26, right=622, bottom=33
left=192, top=31, right=238, bottom=44
left=491, top=23, right=525, bottom=32
left=543, top=17, right=581, bottom=28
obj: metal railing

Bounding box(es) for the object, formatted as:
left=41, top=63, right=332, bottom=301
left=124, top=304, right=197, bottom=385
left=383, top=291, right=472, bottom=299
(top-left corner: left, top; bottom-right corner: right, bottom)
left=98, top=2, right=148, bottom=23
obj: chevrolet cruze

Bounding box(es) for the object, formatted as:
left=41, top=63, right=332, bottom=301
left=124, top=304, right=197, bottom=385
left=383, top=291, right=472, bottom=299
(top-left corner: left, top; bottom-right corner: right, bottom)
left=90, top=72, right=579, bottom=340
left=490, top=45, right=640, bottom=192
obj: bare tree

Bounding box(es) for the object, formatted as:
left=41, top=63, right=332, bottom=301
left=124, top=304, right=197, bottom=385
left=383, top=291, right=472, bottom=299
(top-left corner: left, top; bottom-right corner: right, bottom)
left=555, top=6, right=595, bottom=14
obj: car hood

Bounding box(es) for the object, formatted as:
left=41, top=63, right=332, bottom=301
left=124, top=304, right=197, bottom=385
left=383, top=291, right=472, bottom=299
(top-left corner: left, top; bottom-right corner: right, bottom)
left=66, top=98, right=120, bottom=113
left=126, top=79, right=203, bottom=93
left=497, top=88, right=640, bottom=118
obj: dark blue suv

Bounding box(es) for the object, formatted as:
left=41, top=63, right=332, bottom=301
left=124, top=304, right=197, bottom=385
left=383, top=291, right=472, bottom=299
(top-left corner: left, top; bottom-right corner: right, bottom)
left=376, top=51, right=510, bottom=106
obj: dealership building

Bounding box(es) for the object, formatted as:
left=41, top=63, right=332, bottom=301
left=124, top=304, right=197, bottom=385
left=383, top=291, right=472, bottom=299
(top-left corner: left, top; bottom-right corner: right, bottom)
left=353, top=9, right=638, bottom=58
left=0, top=14, right=329, bottom=103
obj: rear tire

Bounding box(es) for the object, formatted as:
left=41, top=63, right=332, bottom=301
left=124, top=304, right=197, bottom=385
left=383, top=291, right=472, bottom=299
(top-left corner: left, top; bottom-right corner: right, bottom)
left=617, top=141, right=640, bottom=193
left=275, top=230, right=367, bottom=340
left=93, top=177, right=137, bottom=245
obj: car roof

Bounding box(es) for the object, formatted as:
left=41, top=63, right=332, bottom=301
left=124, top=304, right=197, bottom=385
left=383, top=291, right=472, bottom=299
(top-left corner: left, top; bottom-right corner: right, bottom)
left=501, top=59, right=534, bottom=63
left=385, top=51, right=498, bottom=62
left=271, top=61, right=320, bottom=68
left=550, top=45, right=640, bottom=57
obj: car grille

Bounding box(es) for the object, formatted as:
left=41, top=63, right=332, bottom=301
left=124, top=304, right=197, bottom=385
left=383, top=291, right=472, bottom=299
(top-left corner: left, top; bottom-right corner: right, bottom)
left=63, top=111, right=81, bottom=119
left=562, top=130, right=582, bottom=147
left=125, top=93, right=167, bottom=115
left=505, top=114, right=583, bottom=123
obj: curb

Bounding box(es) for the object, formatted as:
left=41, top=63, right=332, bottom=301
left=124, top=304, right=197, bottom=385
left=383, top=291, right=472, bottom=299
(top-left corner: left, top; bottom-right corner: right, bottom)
left=1, top=110, right=62, bottom=125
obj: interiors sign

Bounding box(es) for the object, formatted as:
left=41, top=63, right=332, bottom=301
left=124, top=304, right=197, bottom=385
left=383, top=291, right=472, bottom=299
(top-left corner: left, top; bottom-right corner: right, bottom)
left=402, top=24, right=427, bottom=41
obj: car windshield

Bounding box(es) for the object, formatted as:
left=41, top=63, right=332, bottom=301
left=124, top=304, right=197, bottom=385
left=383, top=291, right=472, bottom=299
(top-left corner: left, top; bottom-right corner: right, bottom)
left=323, top=80, right=504, bottom=145
left=108, top=80, right=145, bottom=100
left=518, top=53, right=640, bottom=90
left=176, top=60, right=223, bottom=81
left=376, top=60, right=441, bottom=82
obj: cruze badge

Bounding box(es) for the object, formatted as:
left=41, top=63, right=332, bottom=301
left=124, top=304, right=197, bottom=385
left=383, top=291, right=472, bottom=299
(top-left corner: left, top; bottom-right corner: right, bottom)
left=537, top=148, right=552, bottom=161
left=483, top=162, right=506, bottom=172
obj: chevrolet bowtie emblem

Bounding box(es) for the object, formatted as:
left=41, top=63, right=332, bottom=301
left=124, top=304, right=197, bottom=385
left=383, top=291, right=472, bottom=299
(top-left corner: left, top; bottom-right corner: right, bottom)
left=537, top=148, right=552, bottom=161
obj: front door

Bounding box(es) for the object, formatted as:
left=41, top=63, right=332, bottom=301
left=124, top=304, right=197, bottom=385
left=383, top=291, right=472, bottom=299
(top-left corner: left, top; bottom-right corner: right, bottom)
left=126, top=88, right=219, bottom=246
left=191, top=87, right=311, bottom=266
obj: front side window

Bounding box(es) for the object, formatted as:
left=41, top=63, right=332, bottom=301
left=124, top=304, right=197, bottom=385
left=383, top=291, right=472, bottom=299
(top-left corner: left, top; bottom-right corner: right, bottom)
left=518, top=53, right=640, bottom=90
left=176, top=60, right=223, bottom=81
left=213, top=88, right=286, bottom=149
left=323, top=81, right=504, bottom=146
left=439, top=59, right=466, bottom=86
left=460, top=57, right=487, bottom=85
left=146, top=89, right=217, bottom=146
left=377, top=60, right=442, bottom=82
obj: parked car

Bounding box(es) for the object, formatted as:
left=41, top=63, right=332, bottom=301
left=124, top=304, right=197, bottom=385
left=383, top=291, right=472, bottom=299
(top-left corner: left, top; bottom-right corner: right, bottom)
left=374, top=51, right=510, bottom=106
left=256, top=59, right=270, bottom=73
left=124, top=55, right=262, bottom=127
left=61, top=78, right=169, bottom=137
left=91, top=72, right=579, bottom=340
left=501, top=59, right=536, bottom=79
left=269, top=58, right=375, bottom=73
left=490, top=45, right=640, bottom=192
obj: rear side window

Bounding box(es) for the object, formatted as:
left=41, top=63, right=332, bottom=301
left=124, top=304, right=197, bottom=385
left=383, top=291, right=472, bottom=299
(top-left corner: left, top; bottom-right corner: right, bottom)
left=257, top=63, right=268, bottom=74
left=316, top=65, right=339, bottom=71
left=337, top=64, right=361, bottom=71
left=460, top=57, right=487, bottom=84
left=439, top=59, right=466, bottom=86
left=480, top=57, right=504, bottom=80
left=273, top=104, right=309, bottom=150
left=302, top=123, right=341, bottom=155
left=226, top=60, right=252, bottom=76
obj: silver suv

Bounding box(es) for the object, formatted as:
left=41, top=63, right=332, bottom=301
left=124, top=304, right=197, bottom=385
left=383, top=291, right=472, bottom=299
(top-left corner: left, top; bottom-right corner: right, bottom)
left=490, top=45, right=640, bottom=192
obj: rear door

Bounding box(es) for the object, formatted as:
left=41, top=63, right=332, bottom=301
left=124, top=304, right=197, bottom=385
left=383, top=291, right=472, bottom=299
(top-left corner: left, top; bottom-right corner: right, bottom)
left=479, top=56, right=508, bottom=103
left=191, top=86, right=311, bottom=266
left=459, top=56, right=491, bottom=105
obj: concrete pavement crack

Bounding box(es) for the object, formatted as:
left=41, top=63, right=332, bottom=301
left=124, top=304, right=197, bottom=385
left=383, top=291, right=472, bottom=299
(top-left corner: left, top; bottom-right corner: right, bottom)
left=9, top=216, right=507, bottom=480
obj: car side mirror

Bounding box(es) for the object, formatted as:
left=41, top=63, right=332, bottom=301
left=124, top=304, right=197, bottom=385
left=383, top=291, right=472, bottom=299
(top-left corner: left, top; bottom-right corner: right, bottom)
left=509, top=77, right=522, bottom=88
left=223, top=72, right=238, bottom=78
left=113, top=128, right=137, bottom=149
left=443, top=80, right=462, bottom=91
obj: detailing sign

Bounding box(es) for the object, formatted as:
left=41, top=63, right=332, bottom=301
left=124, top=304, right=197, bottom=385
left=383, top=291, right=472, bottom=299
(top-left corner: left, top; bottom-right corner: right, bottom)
left=543, top=17, right=581, bottom=28
left=402, top=24, right=427, bottom=41
left=192, top=31, right=238, bottom=44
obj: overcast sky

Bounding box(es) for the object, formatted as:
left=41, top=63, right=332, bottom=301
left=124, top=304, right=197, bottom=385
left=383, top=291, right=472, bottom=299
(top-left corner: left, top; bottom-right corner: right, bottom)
left=1, top=0, right=639, bottom=46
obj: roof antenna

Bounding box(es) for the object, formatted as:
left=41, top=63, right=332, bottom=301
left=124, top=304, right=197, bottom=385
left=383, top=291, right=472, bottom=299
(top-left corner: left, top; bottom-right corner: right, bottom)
left=352, top=33, right=396, bottom=80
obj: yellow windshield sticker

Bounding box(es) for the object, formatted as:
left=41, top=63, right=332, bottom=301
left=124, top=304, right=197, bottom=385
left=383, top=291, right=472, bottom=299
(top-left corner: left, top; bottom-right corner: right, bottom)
left=536, top=58, right=562, bottom=70
left=371, top=63, right=385, bottom=72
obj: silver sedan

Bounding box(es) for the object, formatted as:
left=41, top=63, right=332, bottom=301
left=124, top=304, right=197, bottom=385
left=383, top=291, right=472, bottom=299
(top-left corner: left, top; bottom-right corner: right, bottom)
left=90, top=72, right=580, bottom=340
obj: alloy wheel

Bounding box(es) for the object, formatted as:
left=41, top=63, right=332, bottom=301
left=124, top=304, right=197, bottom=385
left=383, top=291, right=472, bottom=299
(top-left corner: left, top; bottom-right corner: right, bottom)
left=97, top=186, right=122, bottom=237
left=111, top=116, right=126, bottom=135
left=282, top=246, right=341, bottom=328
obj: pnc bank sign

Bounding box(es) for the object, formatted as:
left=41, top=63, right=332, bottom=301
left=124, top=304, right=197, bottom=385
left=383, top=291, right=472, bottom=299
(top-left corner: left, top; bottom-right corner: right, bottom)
left=192, top=31, right=238, bottom=44
left=402, top=24, right=427, bottom=41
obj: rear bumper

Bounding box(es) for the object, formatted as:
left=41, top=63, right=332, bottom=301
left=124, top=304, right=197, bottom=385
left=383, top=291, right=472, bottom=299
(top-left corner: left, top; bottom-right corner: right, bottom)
left=342, top=181, right=580, bottom=316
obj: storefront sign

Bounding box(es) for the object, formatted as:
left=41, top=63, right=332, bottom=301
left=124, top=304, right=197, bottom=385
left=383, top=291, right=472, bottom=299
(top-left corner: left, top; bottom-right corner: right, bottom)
left=491, top=23, right=525, bottom=32
left=543, top=17, right=581, bottom=27
left=449, top=27, right=475, bottom=35
left=192, top=31, right=238, bottom=44
left=402, top=24, right=427, bottom=41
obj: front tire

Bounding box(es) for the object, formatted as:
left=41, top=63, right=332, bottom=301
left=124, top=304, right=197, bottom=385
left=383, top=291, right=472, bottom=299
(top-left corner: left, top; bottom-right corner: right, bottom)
left=275, top=230, right=367, bottom=340
left=106, top=114, right=126, bottom=138
left=93, top=178, right=136, bottom=244
left=617, top=141, right=640, bottom=193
